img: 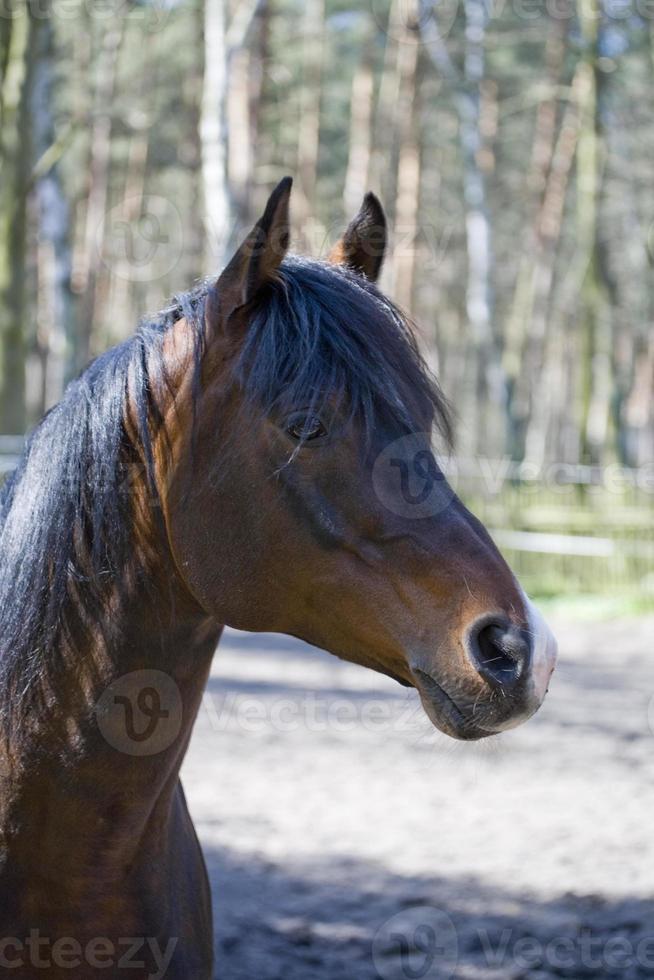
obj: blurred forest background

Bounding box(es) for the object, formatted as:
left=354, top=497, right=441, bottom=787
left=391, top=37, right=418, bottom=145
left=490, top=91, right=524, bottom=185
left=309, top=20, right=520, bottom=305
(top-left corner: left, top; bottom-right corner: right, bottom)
left=0, top=0, right=653, bottom=603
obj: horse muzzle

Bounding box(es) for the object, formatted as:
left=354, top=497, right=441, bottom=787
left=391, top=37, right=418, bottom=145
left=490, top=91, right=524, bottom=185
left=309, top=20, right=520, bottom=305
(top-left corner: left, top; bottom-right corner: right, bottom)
left=412, top=600, right=557, bottom=740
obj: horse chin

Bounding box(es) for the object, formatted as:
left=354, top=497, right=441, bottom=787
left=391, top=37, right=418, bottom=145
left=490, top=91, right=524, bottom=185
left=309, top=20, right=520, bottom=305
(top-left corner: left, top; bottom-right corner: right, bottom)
left=413, top=664, right=546, bottom=741
left=418, top=690, right=490, bottom=741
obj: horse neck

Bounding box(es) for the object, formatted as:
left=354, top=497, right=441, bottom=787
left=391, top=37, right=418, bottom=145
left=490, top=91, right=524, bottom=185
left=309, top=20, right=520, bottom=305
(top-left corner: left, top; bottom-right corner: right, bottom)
left=1, top=530, right=221, bottom=881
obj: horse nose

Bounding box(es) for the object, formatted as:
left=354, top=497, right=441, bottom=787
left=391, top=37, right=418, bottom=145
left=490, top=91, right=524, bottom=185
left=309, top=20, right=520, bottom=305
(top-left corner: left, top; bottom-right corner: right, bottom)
left=467, top=619, right=531, bottom=689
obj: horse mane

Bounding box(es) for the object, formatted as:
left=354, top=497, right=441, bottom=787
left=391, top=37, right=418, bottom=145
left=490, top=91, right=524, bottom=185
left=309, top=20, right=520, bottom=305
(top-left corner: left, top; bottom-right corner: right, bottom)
left=234, top=257, right=452, bottom=442
left=0, top=258, right=451, bottom=720
left=0, top=283, right=207, bottom=721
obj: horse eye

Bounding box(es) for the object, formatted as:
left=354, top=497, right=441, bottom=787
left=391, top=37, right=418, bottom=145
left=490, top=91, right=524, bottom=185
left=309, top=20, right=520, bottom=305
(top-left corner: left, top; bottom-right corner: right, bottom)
left=286, top=414, right=327, bottom=442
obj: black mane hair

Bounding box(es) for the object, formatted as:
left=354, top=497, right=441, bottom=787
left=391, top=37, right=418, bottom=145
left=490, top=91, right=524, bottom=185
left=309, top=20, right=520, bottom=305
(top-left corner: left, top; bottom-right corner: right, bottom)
left=0, top=257, right=451, bottom=720
left=235, top=258, right=451, bottom=441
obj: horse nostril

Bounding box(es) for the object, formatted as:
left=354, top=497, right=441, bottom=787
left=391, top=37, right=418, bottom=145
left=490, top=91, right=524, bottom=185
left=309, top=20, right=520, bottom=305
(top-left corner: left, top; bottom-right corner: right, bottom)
left=469, top=621, right=531, bottom=689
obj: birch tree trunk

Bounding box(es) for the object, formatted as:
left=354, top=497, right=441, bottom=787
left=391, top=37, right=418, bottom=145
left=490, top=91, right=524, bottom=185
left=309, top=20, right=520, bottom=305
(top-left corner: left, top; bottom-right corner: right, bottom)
left=343, top=29, right=375, bottom=216
left=202, top=0, right=264, bottom=269
left=391, top=4, right=421, bottom=313
left=0, top=8, right=35, bottom=432
left=420, top=0, right=506, bottom=454
left=31, top=0, right=74, bottom=415
left=503, top=18, right=567, bottom=459
left=245, top=0, right=270, bottom=228
left=201, top=0, right=231, bottom=271
left=295, top=0, right=325, bottom=233
left=460, top=0, right=505, bottom=452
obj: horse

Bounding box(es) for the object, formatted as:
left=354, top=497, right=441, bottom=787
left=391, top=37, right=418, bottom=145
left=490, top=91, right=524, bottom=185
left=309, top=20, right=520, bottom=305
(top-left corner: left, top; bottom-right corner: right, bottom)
left=0, top=178, right=556, bottom=978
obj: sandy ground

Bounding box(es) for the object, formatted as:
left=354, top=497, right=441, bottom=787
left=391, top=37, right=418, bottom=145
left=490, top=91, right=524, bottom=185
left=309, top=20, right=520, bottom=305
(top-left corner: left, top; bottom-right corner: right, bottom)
left=181, top=615, right=654, bottom=979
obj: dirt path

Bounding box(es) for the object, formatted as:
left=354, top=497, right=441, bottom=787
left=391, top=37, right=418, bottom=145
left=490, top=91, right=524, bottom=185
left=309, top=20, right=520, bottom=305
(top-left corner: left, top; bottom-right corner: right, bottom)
left=181, top=616, right=654, bottom=979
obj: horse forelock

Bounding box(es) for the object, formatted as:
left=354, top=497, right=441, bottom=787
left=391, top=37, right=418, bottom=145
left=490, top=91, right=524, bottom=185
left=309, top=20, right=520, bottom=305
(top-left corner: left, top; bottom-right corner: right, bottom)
left=234, top=256, right=452, bottom=446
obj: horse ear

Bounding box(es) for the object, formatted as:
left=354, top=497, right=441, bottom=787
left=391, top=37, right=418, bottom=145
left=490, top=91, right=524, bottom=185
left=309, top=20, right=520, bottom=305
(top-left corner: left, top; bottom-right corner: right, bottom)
left=207, top=176, right=292, bottom=333
left=328, top=192, right=387, bottom=282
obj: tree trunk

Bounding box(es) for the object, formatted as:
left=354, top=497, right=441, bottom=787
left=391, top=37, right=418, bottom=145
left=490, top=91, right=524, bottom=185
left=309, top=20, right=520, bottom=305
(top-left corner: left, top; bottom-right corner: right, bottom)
left=201, top=0, right=230, bottom=272
left=370, top=0, right=402, bottom=211
left=31, top=0, right=75, bottom=416
left=295, top=0, right=325, bottom=231
left=343, top=29, right=375, bottom=216
left=202, top=0, right=264, bottom=269
left=503, top=17, right=568, bottom=459
left=520, top=68, right=582, bottom=465
left=73, top=17, right=125, bottom=368
left=0, top=9, right=13, bottom=120
left=575, top=3, right=611, bottom=466
left=0, top=8, right=35, bottom=433
left=227, top=45, right=253, bottom=228
left=245, top=0, right=270, bottom=228
left=460, top=0, right=505, bottom=452
left=390, top=5, right=421, bottom=313
left=420, top=0, right=506, bottom=454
